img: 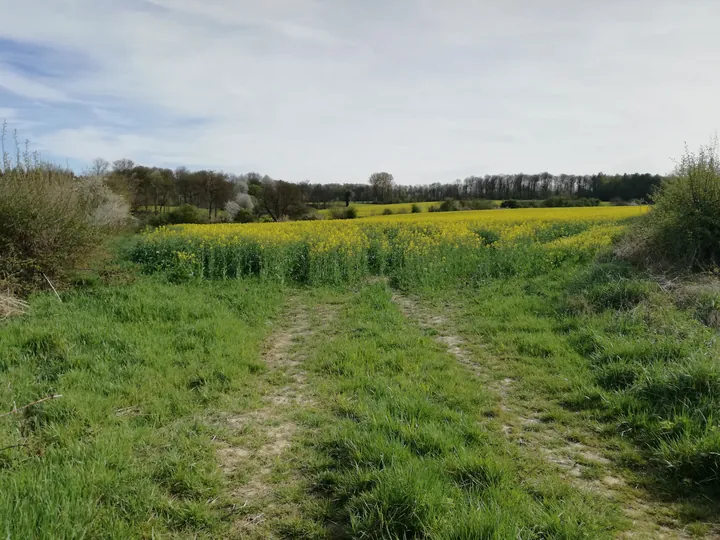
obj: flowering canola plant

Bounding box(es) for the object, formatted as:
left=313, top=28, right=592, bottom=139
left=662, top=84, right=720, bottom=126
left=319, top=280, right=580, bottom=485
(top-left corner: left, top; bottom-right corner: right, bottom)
left=132, top=206, right=647, bottom=286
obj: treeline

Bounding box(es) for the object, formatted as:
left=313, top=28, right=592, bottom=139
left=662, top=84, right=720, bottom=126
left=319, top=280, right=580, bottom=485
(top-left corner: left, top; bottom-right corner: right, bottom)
left=302, top=172, right=663, bottom=207
left=97, top=157, right=663, bottom=218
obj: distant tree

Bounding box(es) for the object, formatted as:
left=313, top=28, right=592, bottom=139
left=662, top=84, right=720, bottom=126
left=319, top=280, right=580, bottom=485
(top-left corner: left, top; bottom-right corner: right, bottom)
left=90, top=157, right=110, bottom=177
left=194, top=170, right=233, bottom=219
left=261, top=179, right=305, bottom=221
left=112, top=158, right=135, bottom=173
left=369, top=172, right=394, bottom=203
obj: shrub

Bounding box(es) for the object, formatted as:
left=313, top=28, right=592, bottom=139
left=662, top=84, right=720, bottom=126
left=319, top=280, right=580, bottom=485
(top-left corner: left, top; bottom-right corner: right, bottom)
left=233, top=208, right=256, bottom=223
left=382, top=208, right=393, bottom=215
left=543, top=196, right=573, bottom=207
left=500, top=200, right=521, bottom=209
left=462, top=199, right=497, bottom=210
left=0, top=134, right=130, bottom=288
left=167, top=204, right=205, bottom=224
left=411, top=203, right=422, bottom=213
left=543, top=196, right=601, bottom=208
left=438, top=198, right=459, bottom=212
left=329, top=206, right=358, bottom=220
left=619, top=140, right=720, bottom=270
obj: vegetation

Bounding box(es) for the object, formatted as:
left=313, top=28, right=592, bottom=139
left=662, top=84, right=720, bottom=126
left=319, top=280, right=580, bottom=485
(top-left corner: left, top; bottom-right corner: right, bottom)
left=0, top=276, right=285, bottom=537
left=132, top=206, right=644, bottom=287
left=4, top=135, right=720, bottom=537
left=0, top=128, right=130, bottom=291
left=97, top=155, right=661, bottom=222
left=620, top=141, right=720, bottom=270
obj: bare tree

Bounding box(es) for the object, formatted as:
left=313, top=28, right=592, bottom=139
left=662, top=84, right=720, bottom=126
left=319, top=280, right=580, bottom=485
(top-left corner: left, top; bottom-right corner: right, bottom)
left=90, top=157, right=110, bottom=177
left=112, top=158, right=135, bottom=173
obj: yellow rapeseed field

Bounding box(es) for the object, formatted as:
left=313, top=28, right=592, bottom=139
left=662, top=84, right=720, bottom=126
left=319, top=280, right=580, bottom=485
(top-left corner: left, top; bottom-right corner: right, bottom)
left=133, top=206, right=648, bottom=286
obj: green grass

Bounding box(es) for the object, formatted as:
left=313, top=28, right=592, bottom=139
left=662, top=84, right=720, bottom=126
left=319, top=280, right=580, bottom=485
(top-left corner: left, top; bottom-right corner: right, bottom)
left=418, top=259, right=720, bottom=511
left=0, top=276, right=285, bottom=538
left=319, top=202, right=443, bottom=217
left=3, top=232, right=720, bottom=536
left=283, top=284, right=620, bottom=538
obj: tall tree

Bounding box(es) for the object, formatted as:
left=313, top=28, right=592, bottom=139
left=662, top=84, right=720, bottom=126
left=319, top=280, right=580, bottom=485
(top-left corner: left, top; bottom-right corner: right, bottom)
left=369, top=172, right=394, bottom=203
left=261, top=179, right=304, bottom=221
left=90, top=157, right=110, bottom=177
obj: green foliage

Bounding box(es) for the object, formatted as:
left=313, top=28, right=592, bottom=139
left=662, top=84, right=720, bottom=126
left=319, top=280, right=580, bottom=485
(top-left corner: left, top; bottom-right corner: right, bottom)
left=461, top=199, right=498, bottom=210
left=382, top=208, right=393, bottom=215
left=438, top=198, right=459, bottom=212
left=500, top=199, right=521, bottom=209
left=543, top=196, right=601, bottom=207
left=411, top=203, right=422, bottom=213
left=621, top=140, right=720, bottom=270
left=329, top=206, right=358, bottom=220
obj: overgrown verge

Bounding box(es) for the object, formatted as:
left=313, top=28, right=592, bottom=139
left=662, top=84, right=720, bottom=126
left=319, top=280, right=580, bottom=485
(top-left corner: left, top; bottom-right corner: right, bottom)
left=433, top=260, right=720, bottom=532
left=619, top=140, right=720, bottom=271
left=0, top=277, right=284, bottom=537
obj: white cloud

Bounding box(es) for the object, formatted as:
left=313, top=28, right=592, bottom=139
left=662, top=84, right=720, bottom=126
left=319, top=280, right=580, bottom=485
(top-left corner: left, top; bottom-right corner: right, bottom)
left=1, top=0, right=719, bottom=182
left=0, top=66, right=69, bottom=102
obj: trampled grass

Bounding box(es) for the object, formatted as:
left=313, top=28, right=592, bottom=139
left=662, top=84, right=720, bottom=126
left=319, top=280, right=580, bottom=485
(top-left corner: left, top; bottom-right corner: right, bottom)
left=132, top=206, right=647, bottom=287
left=282, top=284, right=620, bottom=538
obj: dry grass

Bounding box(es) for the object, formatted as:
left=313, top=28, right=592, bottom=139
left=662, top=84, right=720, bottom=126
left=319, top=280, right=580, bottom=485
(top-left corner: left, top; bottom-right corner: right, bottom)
left=0, top=291, right=28, bottom=320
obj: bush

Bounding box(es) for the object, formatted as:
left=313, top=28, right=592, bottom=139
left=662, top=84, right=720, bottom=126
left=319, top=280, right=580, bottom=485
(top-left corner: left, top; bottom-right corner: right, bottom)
left=233, top=208, right=256, bottom=223
left=0, top=143, right=130, bottom=288
left=438, top=198, right=459, bottom=212
left=619, top=140, right=720, bottom=270
left=382, top=208, right=393, bottom=215
left=543, top=196, right=601, bottom=208
left=329, top=206, right=358, bottom=220
left=411, top=203, right=422, bottom=213
left=461, top=199, right=497, bottom=210
left=167, top=204, right=206, bottom=224
left=500, top=200, right=521, bottom=209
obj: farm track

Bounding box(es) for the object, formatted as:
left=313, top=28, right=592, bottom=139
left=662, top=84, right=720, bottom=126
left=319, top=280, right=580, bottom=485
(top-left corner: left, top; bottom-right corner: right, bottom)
left=215, top=295, right=318, bottom=539
left=391, top=292, right=708, bottom=540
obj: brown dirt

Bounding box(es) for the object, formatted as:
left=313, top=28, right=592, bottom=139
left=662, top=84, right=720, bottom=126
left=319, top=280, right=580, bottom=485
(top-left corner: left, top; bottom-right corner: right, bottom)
left=215, top=298, right=313, bottom=537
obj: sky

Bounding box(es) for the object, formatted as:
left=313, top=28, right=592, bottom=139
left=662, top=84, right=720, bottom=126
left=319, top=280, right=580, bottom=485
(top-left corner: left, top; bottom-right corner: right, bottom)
left=0, top=0, right=718, bottom=184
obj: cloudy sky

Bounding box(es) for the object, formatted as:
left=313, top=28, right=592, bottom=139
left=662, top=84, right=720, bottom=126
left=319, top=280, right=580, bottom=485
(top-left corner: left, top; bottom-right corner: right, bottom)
left=0, top=1, right=718, bottom=183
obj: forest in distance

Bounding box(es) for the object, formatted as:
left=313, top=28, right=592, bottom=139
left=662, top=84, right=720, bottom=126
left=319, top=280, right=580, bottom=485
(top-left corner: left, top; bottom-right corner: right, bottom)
left=94, top=156, right=662, bottom=215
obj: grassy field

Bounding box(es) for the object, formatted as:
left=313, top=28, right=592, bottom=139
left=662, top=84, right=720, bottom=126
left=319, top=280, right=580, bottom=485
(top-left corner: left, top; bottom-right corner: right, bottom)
left=319, top=201, right=615, bottom=217
left=1, top=205, right=719, bottom=538
left=320, top=201, right=444, bottom=216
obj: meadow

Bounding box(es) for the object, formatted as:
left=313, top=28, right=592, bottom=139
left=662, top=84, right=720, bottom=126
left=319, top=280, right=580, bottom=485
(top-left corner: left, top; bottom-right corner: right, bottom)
left=320, top=201, right=443, bottom=216
left=2, top=204, right=719, bottom=538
